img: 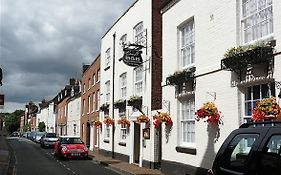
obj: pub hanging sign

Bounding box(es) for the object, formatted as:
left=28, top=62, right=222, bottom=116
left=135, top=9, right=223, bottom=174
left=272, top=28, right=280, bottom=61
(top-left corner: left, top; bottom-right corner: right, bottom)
left=122, top=49, right=143, bottom=67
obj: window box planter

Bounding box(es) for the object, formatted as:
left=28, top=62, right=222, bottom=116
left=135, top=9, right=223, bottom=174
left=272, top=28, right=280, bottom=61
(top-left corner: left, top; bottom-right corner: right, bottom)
left=100, top=103, right=109, bottom=112
left=166, top=67, right=195, bottom=86
left=221, top=43, right=274, bottom=71
left=127, top=96, right=142, bottom=109
left=114, top=99, right=126, bottom=109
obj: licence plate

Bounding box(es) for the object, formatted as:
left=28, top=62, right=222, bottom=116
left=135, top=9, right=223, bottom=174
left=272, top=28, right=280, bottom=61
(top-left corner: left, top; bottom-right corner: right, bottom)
left=71, top=153, right=80, bottom=156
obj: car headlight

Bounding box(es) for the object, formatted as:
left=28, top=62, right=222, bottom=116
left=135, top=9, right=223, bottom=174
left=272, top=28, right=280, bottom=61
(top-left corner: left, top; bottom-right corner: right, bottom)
left=83, top=146, right=88, bottom=152
left=62, top=146, right=68, bottom=152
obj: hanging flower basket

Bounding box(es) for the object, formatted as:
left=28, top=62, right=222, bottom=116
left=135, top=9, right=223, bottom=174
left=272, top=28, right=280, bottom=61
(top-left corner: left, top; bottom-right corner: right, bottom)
left=166, top=67, right=195, bottom=86
left=195, top=102, right=222, bottom=127
left=127, top=96, right=142, bottom=109
left=153, top=111, right=173, bottom=129
left=221, top=43, right=274, bottom=71
left=100, top=103, right=109, bottom=111
left=252, top=97, right=281, bottom=122
left=137, top=115, right=150, bottom=123
left=94, top=121, right=102, bottom=128
left=114, top=99, right=126, bottom=109
left=103, top=117, right=114, bottom=126
left=117, top=116, right=130, bottom=127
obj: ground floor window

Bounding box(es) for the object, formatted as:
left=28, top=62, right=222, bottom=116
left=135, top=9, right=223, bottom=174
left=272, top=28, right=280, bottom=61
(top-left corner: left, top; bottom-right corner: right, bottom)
left=244, top=82, right=275, bottom=122
left=120, top=124, right=128, bottom=141
left=178, top=96, right=195, bottom=147
left=105, top=125, right=110, bottom=139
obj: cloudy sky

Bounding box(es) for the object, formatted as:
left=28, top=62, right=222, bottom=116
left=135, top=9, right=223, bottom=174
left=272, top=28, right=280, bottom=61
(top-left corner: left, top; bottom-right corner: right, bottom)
left=0, top=0, right=135, bottom=112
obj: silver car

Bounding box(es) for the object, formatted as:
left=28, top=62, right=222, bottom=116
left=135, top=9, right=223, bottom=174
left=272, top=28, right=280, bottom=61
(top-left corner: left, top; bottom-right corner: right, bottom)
left=34, top=132, right=46, bottom=143
left=40, top=133, right=58, bottom=148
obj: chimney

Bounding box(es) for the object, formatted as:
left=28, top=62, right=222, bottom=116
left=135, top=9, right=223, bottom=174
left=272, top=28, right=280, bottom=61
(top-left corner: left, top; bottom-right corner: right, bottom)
left=69, top=78, right=75, bottom=86
left=83, top=64, right=90, bottom=73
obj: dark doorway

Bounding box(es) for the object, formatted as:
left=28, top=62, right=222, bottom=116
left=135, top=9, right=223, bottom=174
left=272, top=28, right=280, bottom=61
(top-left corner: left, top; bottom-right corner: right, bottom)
left=86, top=122, right=90, bottom=147
left=134, top=122, right=140, bottom=163
left=155, top=124, right=162, bottom=168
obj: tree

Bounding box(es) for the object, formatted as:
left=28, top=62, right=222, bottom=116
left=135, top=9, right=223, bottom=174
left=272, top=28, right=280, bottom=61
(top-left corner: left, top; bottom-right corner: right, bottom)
left=4, top=110, right=24, bottom=133
left=38, top=122, right=46, bottom=132
left=23, top=123, right=31, bottom=132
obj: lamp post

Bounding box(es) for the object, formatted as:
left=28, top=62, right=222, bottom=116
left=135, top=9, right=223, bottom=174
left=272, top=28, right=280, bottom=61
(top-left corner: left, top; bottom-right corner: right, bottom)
left=111, top=32, right=116, bottom=158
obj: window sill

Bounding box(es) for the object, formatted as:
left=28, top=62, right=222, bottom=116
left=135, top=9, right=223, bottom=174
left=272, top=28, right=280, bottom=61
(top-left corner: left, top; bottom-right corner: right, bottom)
left=118, top=142, right=126, bottom=146
left=176, top=146, right=197, bottom=155
left=103, top=139, right=110, bottom=143
left=104, top=66, right=110, bottom=71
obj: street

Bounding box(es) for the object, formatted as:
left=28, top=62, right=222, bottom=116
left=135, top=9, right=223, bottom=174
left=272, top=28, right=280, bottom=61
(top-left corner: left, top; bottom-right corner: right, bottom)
left=7, top=137, right=121, bottom=175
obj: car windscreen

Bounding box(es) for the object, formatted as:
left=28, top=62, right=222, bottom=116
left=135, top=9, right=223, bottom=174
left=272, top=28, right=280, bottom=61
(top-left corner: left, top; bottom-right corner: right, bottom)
left=46, top=133, right=57, bottom=138
left=61, top=138, right=83, bottom=144
left=36, top=132, right=46, bottom=136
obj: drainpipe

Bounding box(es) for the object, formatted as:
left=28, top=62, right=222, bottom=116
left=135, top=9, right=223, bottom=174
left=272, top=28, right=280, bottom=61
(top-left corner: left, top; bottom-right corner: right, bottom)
left=112, top=32, right=116, bottom=158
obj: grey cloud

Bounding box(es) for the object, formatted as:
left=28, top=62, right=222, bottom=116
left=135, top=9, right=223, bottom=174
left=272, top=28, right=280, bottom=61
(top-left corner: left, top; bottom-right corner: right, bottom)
left=0, top=0, right=135, bottom=111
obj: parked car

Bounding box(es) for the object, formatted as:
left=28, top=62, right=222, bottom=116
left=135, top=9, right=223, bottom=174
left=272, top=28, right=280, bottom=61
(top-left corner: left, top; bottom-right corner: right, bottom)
left=54, top=136, right=88, bottom=159
left=10, top=131, right=20, bottom=137
left=208, top=121, right=281, bottom=175
left=34, top=132, right=46, bottom=143
left=40, top=133, right=58, bottom=148
left=29, top=131, right=36, bottom=141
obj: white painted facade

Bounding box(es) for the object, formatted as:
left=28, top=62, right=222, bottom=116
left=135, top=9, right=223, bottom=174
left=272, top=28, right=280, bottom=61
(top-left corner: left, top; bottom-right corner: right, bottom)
left=67, top=95, right=81, bottom=136
left=36, top=102, right=57, bottom=133
left=99, top=0, right=162, bottom=167
left=161, top=0, right=281, bottom=173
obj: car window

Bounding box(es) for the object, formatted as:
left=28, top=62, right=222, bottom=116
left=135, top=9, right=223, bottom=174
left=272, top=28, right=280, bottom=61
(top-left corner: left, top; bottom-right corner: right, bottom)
left=46, top=133, right=57, bottom=138
left=223, top=134, right=259, bottom=173
left=61, top=138, right=83, bottom=144
left=259, top=135, right=281, bottom=175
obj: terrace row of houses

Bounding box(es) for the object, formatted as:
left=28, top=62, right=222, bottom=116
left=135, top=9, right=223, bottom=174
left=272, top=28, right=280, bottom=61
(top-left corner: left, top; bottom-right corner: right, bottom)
left=20, top=0, right=281, bottom=174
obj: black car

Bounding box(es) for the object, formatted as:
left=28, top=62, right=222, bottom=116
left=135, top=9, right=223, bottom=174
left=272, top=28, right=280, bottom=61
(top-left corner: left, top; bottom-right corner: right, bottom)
left=209, top=121, right=281, bottom=175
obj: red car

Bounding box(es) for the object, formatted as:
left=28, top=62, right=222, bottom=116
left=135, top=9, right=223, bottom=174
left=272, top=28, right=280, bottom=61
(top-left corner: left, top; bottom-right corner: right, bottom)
left=54, top=136, right=88, bottom=159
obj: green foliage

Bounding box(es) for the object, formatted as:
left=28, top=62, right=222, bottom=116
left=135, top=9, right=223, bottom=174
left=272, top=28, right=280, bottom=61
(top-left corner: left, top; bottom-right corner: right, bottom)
left=4, top=110, right=24, bottom=133
left=23, top=123, right=31, bottom=132
left=38, top=122, right=46, bottom=132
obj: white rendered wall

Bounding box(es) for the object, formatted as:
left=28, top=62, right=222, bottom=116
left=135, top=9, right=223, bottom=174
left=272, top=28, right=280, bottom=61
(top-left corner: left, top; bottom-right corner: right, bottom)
left=67, top=97, right=81, bottom=136
left=99, top=0, right=156, bottom=165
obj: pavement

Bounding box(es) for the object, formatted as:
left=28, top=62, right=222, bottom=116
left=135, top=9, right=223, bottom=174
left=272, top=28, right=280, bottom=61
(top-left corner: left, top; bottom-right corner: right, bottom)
left=0, top=127, right=10, bottom=175
left=88, top=149, right=164, bottom=175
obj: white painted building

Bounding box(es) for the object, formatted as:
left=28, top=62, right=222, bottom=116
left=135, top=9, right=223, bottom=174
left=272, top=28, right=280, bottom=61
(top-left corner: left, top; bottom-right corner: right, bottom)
left=99, top=0, right=165, bottom=168
left=67, top=91, right=81, bottom=136
left=37, top=100, right=57, bottom=133
left=161, top=0, right=281, bottom=174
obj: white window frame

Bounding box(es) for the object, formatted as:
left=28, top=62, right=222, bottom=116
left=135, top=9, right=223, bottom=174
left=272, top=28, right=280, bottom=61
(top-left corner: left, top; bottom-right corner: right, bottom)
left=120, top=124, right=128, bottom=141
left=105, top=123, right=110, bottom=140
left=83, top=83, right=86, bottom=94
left=179, top=19, right=195, bottom=69
left=97, top=69, right=100, bottom=82
left=241, top=0, right=273, bottom=44
left=134, top=66, right=143, bottom=96
left=88, top=95, right=91, bottom=113
left=134, top=22, right=144, bottom=45
left=120, top=72, right=127, bottom=99
left=82, top=99, right=86, bottom=115
left=97, top=90, right=100, bottom=111
left=92, top=92, right=96, bottom=112
left=92, top=74, right=96, bottom=86
left=178, top=97, right=195, bottom=148
left=119, top=34, right=127, bottom=58
left=88, top=78, right=91, bottom=90
left=243, top=82, right=275, bottom=122
left=105, top=81, right=110, bottom=103
left=105, top=48, right=111, bottom=67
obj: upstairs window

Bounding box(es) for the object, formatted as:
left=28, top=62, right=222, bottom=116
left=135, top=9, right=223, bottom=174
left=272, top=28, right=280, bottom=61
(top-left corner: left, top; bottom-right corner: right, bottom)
left=92, top=74, right=96, bottom=86
left=105, top=48, right=111, bottom=67
left=105, top=81, right=110, bottom=103
left=97, top=69, right=100, bottom=82
left=134, top=66, right=143, bottom=96
left=241, top=0, right=273, bottom=44
left=134, top=22, right=144, bottom=45
left=179, top=19, right=195, bottom=69
left=120, top=73, right=127, bottom=99
left=97, top=90, right=100, bottom=111
left=119, top=34, right=127, bottom=58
